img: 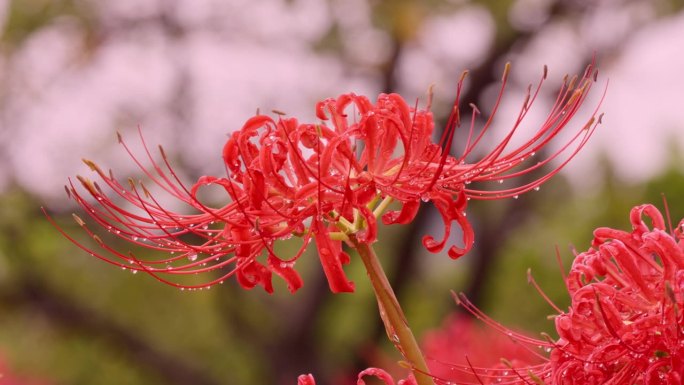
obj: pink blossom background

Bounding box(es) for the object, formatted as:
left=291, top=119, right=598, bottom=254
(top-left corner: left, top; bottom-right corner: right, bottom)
left=0, top=0, right=682, bottom=203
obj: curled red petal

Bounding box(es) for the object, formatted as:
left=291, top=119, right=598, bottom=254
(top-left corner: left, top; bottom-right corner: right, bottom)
left=422, top=191, right=474, bottom=259
left=630, top=203, right=665, bottom=233
left=354, top=181, right=378, bottom=207
left=190, top=175, right=220, bottom=197
left=222, top=133, right=241, bottom=176
left=311, top=220, right=355, bottom=293
left=357, top=368, right=396, bottom=385
left=267, top=253, right=303, bottom=294
left=447, top=210, right=474, bottom=259
left=382, top=200, right=420, bottom=225
left=297, top=374, right=316, bottom=385
left=315, top=98, right=333, bottom=121
left=191, top=175, right=243, bottom=205
left=246, top=170, right=266, bottom=209
left=356, top=205, right=378, bottom=244
left=236, top=260, right=273, bottom=293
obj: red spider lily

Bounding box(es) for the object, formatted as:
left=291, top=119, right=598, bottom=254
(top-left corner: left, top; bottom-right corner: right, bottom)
left=421, top=314, right=546, bottom=384
left=444, top=204, right=684, bottom=384
left=549, top=204, right=684, bottom=384
left=48, top=62, right=603, bottom=294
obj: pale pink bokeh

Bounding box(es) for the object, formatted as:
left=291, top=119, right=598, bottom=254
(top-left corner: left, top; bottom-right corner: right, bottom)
left=1, top=0, right=682, bottom=201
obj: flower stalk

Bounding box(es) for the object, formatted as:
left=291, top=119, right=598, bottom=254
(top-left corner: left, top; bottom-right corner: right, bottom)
left=350, top=235, right=434, bottom=385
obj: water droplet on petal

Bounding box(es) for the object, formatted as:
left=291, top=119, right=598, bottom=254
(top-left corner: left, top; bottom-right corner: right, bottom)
left=188, top=253, right=198, bottom=262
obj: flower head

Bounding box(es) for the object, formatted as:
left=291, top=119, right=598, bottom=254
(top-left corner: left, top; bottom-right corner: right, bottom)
left=449, top=204, right=684, bottom=384
left=49, top=63, right=602, bottom=294
left=550, top=204, right=684, bottom=383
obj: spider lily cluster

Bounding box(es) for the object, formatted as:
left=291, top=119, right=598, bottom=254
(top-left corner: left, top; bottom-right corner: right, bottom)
left=50, top=63, right=602, bottom=296
left=301, top=203, right=684, bottom=384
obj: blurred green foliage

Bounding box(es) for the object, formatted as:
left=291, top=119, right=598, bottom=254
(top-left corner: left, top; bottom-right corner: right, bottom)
left=1, top=0, right=94, bottom=47
left=1, top=147, right=682, bottom=384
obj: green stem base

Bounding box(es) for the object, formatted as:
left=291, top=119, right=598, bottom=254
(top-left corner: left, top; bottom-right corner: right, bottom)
left=350, top=236, right=434, bottom=385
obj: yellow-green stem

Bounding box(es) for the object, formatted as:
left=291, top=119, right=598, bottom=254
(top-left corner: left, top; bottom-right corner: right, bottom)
left=350, top=236, right=434, bottom=385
